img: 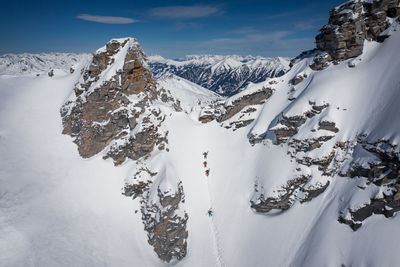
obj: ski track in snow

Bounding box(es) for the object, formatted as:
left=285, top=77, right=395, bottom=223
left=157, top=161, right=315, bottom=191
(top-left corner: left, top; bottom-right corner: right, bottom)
left=203, top=154, right=225, bottom=267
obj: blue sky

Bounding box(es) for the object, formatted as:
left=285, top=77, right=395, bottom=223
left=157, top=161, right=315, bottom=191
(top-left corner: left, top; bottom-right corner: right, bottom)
left=0, top=0, right=344, bottom=58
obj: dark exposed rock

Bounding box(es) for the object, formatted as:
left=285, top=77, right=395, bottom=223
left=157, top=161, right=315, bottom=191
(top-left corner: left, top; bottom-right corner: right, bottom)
left=310, top=53, right=332, bottom=71
left=124, top=170, right=188, bottom=263
left=199, top=87, right=273, bottom=130
left=288, top=136, right=334, bottom=153
left=251, top=176, right=310, bottom=213
left=198, top=113, right=215, bottom=123
left=376, top=34, right=390, bottom=42
left=230, top=119, right=255, bottom=130
left=217, top=87, right=273, bottom=122
left=48, top=69, right=54, bottom=77
left=319, top=121, right=339, bottom=133
left=60, top=38, right=168, bottom=165
left=273, top=115, right=307, bottom=144
left=250, top=102, right=330, bottom=145
left=290, top=74, right=306, bottom=85
left=300, top=181, right=331, bottom=203
left=144, top=183, right=188, bottom=263
left=338, top=139, right=400, bottom=230
left=315, top=0, right=399, bottom=63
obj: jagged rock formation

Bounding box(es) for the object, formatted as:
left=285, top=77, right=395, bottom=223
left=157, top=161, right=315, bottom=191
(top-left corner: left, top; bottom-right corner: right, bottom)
left=148, top=54, right=290, bottom=96
left=60, top=38, right=171, bottom=165
left=60, top=38, right=188, bottom=262
left=314, top=0, right=400, bottom=65
left=123, top=168, right=188, bottom=262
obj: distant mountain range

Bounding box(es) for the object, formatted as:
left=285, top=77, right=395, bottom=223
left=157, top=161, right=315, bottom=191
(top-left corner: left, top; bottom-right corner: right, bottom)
left=148, top=54, right=290, bottom=96
left=0, top=53, right=91, bottom=76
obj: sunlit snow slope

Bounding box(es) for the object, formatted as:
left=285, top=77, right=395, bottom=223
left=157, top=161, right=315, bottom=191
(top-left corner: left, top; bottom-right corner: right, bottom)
left=1, top=4, right=400, bottom=267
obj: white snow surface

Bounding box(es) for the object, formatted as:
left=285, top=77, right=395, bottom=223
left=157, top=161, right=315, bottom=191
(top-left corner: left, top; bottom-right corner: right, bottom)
left=0, top=53, right=92, bottom=77
left=1, top=19, right=400, bottom=267
left=156, top=73, right=223, bottom=112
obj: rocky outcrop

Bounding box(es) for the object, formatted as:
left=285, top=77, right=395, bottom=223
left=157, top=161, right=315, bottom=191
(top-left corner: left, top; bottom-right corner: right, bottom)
left=251, top=176, right=330, bottom=213
left=288, top=136, right=334, bottom=153
left=315, top=0, right=400, bottom=63
left=251, top=175, right=310, bottom=213
left=60, top=38, right=169, bottom=165
left=273, top=115, right=307, bottom=144
left=268, top=103, right=330, bottom=145
left=290, top=74, right=307, bottom=85
left=217, top=87, right=273, bottom=122
left=338, top=139, right=400, bottom=230
left=143, top=183, right=188, bottom=262
left=124, top=169, right=188, bottom=263
left=199, top=86, right=273, bottom=130
left=319, top=121, right=339, bottom=133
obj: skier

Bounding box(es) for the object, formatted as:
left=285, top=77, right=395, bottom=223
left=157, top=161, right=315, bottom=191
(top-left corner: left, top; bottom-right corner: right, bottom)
left=207, top=208, right=213, bottom=217
left=203, top=151, right=208, bottom=159
left=205, top=169, right=210, bottom=177
left=203, top=161, right=207, bottom=168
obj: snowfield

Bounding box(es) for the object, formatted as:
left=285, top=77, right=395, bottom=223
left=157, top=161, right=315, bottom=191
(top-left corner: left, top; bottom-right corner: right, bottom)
left=1, top=15, right=400, bottom=267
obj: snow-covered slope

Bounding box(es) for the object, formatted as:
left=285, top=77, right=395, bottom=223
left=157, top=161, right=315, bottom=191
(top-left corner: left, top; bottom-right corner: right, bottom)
left=148, top=54, right=290, bottom=96
left=0, top=53, right=92, bottom=76
left=157, top=73, right=223, bottom=113
left=1, top=1, right=400, bottom=266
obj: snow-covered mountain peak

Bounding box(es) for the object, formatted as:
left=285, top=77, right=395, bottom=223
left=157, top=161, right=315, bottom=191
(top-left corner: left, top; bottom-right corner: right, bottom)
left=149, top=54, right=290, bottom=96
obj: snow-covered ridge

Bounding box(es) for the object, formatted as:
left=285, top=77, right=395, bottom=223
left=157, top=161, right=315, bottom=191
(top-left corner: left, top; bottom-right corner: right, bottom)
left=148, top=54, right=288, bottom=67
left=148, top=54, right=290, bottom=96
left=0, top=53, right=92, bottom=76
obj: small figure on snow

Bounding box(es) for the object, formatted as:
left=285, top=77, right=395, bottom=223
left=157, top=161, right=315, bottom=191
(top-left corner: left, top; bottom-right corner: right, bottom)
left=203, top=161, right=207, bottom=168
left=203, top=151, right=208, bottom=159
left=205, top=169, right=210, bottom=177
left=207, top=208, right=213, bottom=217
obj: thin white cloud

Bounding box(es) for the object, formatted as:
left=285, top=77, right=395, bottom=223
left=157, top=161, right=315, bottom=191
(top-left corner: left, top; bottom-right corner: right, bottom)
left=149, top=5, right=220, bottom=19
left=77, top=14, right=138, bottom=24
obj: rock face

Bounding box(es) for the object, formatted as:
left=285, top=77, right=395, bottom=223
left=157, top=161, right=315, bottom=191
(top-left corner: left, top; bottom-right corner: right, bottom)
left=198, top=86, right=274, bottom=131
left=61, top=38, right=188, bottom=262
left=148, top=55, right=290, bottom=96
left=124, top=168, right=188, bottom=262
left=61, top=38, right=168, bottom=165
left=315, top=0, right=400, bottom=62
left=338, top=139, right=400, bottom=230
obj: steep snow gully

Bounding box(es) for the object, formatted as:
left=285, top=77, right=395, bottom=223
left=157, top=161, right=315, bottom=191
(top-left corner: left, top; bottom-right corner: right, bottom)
left=203, top=152, right=225, bottom=267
